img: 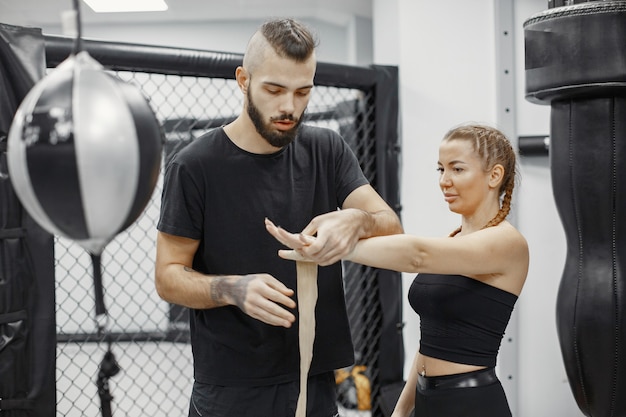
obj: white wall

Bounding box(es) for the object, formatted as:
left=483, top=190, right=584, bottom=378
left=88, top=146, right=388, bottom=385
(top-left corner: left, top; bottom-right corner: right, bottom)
left=23, top=1, right=586, bottom=415
left=379, top=0, right=500, bottom=374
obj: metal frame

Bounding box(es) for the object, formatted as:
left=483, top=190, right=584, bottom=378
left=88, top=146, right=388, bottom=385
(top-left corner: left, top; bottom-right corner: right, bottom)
left=494, top=0, right=519, bottom=414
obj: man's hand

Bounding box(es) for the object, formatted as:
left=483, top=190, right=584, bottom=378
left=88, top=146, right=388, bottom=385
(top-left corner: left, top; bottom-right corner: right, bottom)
left=229, top=273, right=296, bottom=328
left=156, top=231, right=296, bottom=328
left=265, top=215, right=363, bottom=266
left=265, top=209, right=367, bottom=266
left=297, top=209, right=368, bottom=265
left=265, top=184, right=402, bottom=266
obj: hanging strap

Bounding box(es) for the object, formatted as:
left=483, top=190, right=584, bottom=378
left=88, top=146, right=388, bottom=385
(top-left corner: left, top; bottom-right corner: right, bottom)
left=91, top=253, right=107, bottom=318
left=96, top=343, right=121, bottom=417
left=90, top=253, right=121, bottom=417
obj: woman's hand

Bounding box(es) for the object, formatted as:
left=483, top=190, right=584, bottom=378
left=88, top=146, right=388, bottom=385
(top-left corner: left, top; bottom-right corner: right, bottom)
left=264, top=218, right=316, bottom=262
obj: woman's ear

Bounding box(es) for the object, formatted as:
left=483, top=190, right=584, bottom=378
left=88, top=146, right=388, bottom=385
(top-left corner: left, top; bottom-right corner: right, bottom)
left=489, top=164, right=505, bottom=189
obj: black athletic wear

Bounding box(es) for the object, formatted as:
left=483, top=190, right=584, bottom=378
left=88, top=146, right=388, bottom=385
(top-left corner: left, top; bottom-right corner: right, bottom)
left=158, top=125, right=368, bottom=387
left=408, top=273, right=517, bottom=367
left=414, top=368, right=512, bottom=417
left=408, top=273, right=517, bottom=416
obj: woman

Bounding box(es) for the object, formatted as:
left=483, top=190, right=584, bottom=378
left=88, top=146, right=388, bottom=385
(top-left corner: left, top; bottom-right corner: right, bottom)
left=265, top=123, right=529, bottom=417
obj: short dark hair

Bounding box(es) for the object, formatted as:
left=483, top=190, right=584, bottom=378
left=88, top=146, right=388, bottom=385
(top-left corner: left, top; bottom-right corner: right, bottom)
left=260, top=18, right=318, bottom=62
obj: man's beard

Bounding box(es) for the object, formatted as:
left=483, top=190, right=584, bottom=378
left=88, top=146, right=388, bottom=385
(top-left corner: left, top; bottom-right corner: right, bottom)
left=247, top=89, right=304, bottom=148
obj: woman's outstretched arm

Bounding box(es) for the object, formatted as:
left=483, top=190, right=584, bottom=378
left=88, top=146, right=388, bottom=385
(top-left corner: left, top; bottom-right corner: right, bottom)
left=265, top=217, right=528, bottom=280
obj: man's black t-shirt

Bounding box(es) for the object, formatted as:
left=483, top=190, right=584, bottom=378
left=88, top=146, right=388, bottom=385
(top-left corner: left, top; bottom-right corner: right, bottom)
left=157, top=124, right=368, bottom=386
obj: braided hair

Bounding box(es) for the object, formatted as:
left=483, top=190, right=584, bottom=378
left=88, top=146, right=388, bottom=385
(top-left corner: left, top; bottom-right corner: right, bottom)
left=445, top=124, right=518, bottom=237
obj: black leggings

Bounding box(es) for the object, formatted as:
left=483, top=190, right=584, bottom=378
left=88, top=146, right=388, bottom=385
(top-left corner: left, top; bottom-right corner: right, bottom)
left=414, top=368, right=512, bottom=417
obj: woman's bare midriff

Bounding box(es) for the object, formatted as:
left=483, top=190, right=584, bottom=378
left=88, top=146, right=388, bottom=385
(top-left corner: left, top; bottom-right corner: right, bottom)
left=416, top=353, right=486, bottom=377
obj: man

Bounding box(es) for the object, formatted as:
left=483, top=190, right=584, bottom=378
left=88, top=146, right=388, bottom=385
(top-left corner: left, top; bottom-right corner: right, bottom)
left=155, top=18, right=402, bottom=417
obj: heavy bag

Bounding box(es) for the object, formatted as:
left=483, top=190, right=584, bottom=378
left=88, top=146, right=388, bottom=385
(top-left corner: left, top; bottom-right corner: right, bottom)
left=7, top=50, right=163, bottom=256
left=525, top=3, right=626, bottom=416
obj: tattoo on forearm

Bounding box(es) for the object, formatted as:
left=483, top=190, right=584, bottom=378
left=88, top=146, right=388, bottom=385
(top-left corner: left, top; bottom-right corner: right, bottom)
left=228, top=275, right=253, bottom=310
left=183, top=266, right=253, bottom=309
left=210, top=277, right=227, bottom=305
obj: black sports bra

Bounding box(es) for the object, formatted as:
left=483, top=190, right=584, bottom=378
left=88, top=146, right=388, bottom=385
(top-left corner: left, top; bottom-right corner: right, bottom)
left=408, top=273, right=518, bottom=367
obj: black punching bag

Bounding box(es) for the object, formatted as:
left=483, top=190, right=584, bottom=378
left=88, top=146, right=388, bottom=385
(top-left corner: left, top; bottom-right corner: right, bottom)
left=525, top=2, right=626, bottom=416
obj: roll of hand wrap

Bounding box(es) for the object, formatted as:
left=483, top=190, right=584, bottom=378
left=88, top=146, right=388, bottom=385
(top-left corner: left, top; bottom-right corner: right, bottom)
left=295, top=261, right=318, bottom=417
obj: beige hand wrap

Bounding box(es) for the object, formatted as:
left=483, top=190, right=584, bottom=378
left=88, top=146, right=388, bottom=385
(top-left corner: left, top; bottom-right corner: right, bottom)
left=295, top=261, right=318, bottom=417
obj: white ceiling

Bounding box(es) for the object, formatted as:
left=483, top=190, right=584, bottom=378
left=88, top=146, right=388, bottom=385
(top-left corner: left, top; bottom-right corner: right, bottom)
left=0, top=0, right=372, bottom=28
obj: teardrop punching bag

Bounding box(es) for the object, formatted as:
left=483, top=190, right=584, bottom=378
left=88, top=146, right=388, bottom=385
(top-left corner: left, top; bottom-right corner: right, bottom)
left=7, top=51, right=163, bottom=257
left=525, top=3, right=626, bottom=416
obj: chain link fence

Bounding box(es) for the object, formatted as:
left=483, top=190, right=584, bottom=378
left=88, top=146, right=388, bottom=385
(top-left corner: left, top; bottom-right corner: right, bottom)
left=46, top=36, right=402, bottom=417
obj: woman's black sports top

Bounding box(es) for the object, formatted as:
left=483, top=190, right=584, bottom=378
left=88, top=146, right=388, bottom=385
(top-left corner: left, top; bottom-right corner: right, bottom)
left=408, top=274, right=518, bottom=367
